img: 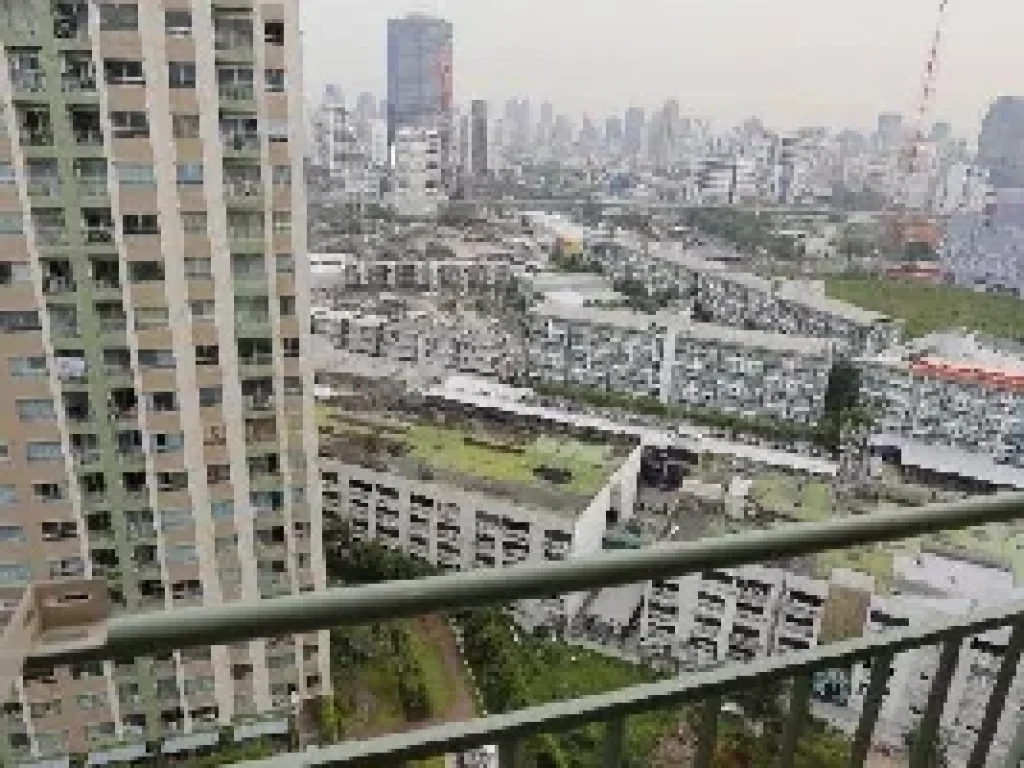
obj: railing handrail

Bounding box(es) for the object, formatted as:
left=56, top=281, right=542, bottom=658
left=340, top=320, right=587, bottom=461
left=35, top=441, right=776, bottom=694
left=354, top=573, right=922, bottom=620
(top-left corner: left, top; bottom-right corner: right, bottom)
left=27, top=492, right=1024, bottom=667
left=231, top=599, right=1024, bottom=767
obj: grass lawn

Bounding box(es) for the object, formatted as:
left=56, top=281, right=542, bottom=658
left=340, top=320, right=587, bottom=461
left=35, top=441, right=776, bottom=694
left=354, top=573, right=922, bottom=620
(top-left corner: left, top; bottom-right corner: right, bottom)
left=510, top=632, right=679, bottom=763
left=751, top=473, right=833, bottom=522
left=813, top=547, right=896, bottom=593
left=332, top=618, right=474, bottom=740
left=825, top=276, right=1024, bottom=339
left=405, top=424, right=617, bottom=497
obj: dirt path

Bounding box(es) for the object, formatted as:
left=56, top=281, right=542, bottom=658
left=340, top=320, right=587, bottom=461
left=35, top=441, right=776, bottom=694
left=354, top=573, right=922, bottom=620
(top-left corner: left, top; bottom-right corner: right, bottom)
left=416, top=614, right=477, bottom=722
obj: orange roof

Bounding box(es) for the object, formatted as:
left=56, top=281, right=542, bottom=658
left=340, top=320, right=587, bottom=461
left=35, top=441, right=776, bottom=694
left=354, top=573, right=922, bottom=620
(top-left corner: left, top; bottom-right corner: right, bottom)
left=911, top=357, right=1024, bottom=392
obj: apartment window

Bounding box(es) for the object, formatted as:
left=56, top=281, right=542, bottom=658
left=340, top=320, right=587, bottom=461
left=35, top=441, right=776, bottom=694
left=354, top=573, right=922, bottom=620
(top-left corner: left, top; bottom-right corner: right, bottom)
left=134, top=306, right=169, bottom=329
left=0, top=261, right=31, bottom=285
left=195, top=345, right=219, bottom=366
left=0, top=443, right=8, bottom=461
left=9, top=355, right=47, bottom=378
left=99, top=3, right=138, bottom=31
left=207, top=465, right=230, bottom=485
left=0, top=525, right=25, bottom=543
left=165, top=9, right=192, bottom=37
left=17, top=399, right=56, bottom=422
left=160, top=508, right=192, bottom=531
left=103, top=59, right=145, bottom=86
left=185, top=257, right=212, bottom=279
left=138, top=349, right=175, bottom=369
left=265, top=68, right=285, bottom=92
left=152, top=433, right=184, bottom=454
left=110, top=110, right=149, bottom=139
left=85, top=722, right=115, bottom=743
left=275, top=253, right=294, bottom=274
left=176, top=163, right=203, bottom=186
left=34, top=483, right=65, bottom=503
left=279, top=296, right=296, bottom=316
left=128, top=261, right=164, bottom=282
left=26, top=442, right=62, bottom=462
left=190, top=300, right=215, bottom=321
left=267, top=118, right=288, bottom=143
left=172, top=113, right=200, bottom=139
left=0, top=486, right=16, bottom=506
left=183, top=676, right=214, bottom=695
left=282, top=376, right=302, bottom=395
left=166, top=545, right=198, bottom=565
left=41, top=521, right=77, bottom=541
left=0, top=213, right=23, bottom=234
left=199, top=387, right=222, bottom=407
left=148, top=391, right=179, bottom=412
left=272, top=165, right=291, bottom=189
left=282, top=338, right=299, bottom=358
left=264, top=20, right=285, bottom=45
left=181, top=212, right=208, bottom=234
left=0, top=162, right=15, bottom=186
left=0, top=311, right=41, bottom=333
left=0, top=563, right=30, bottom=585
left=116, top=162, right=155, bottom=186
left=168, top=62, right=196, bottom=89
left=272, top=211, right=291, bottom=235
left=123, top=214, right=159, bottom=235
left=211, top=500, right=234, bottom=520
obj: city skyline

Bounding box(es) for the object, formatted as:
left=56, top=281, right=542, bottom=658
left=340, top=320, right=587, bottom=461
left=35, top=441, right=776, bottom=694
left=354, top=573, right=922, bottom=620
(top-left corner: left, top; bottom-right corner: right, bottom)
left=302, top=0, right=1024, bottom=136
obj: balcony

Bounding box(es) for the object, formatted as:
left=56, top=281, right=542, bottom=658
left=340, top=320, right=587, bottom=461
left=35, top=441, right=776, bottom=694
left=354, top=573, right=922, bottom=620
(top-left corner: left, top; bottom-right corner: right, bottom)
left=218, top=83, right=255, bottom=104
left=20, top=496, right=1024, bottom=768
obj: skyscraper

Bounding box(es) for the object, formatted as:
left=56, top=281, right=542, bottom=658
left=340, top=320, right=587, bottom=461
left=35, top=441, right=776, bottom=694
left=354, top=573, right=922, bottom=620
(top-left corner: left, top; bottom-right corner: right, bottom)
left=624, top=107, right=646, bottom=155
left=876, top=112, right=904, bottom=151
left=471, top=100, right=489, bottom=177
left=0, top=0, right=327, bottom=759
left=978, top=96, right=1024, bottom=189
left=386, top=13, right=453, bottom=147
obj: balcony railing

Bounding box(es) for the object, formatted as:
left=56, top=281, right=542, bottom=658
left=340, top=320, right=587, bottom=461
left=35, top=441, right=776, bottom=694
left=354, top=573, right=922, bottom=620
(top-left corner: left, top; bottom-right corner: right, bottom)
left=17, top=493, right=1024, bottom=768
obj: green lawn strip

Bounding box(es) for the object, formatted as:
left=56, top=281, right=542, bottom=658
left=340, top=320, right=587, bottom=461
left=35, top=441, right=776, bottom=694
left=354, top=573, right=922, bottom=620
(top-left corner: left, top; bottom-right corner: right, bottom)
left=405, top=424, right=614, bottom=497
left=825, top=276, right=1024, bottom=339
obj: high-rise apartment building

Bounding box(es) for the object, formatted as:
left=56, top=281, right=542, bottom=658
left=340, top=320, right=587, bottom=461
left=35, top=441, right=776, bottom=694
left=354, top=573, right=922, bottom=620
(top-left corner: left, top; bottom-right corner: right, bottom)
left=385, top=13, right=453, bottom=147
left=624, top=107, right=645, bottom=156
left=978, top=96, right=1024, bottom=189
left=0, top=1, right=328, bottom=761
left=470, top=99, right=488, bottom=177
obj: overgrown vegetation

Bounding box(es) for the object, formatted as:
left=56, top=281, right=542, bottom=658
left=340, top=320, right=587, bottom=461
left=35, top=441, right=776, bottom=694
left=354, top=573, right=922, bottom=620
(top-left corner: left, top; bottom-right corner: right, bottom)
left=329, top=542, right=858, bottom=768
left=826, top=276, right=1024, bottom=339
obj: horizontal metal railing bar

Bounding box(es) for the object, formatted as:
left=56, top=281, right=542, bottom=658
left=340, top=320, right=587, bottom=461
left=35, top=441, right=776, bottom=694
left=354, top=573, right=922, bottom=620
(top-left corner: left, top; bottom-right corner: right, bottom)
left=27, top=492, right=1024, bottom=667
left=232, top=599, right=1024, bottom=767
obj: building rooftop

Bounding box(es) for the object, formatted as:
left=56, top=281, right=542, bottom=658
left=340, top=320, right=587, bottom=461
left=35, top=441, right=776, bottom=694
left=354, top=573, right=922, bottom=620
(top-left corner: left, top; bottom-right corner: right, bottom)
left=322, top=408, right=630, bottom=515
left=423, top=376, right=839, bottom=477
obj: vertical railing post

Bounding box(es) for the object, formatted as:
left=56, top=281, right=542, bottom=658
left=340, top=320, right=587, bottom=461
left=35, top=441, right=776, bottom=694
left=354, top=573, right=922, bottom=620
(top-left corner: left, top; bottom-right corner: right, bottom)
left=1003, top=709, right=1024, bottom=768
left=602, top=714, right=625, bottom=768
left=779, top=672, right=812, bottom=768
left=849, top=650, right=894, bottom=768
left=910, top=635, right=963, bottom=768
left=498, top=736, right=523, bottom=768
left=968, top=620, right=1024, bottom=768
left=694, top=694, right=721, bottom=768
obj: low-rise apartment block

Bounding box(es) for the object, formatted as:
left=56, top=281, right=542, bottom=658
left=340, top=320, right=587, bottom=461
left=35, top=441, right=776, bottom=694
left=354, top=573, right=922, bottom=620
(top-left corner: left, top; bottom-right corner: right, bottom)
left=591, top=241, right=902, bottom=354
left=860, top=332, right=1024, bottom=468
left=319, top=409, right=641, bottom=621
left=641, top=566, right=833, bottom=669
left=527, top=302, right=834, bottom=425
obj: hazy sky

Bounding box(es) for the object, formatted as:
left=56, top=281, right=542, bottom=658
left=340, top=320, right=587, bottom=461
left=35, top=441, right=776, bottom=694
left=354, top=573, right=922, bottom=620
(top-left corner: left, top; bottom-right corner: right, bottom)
left=300, top=0, right=1024, bottom=137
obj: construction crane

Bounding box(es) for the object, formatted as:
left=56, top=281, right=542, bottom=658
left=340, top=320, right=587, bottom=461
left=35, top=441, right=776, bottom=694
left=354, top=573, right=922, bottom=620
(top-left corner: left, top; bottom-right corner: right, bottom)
left=888, top=0, right=953, bottom=254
